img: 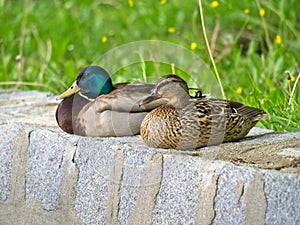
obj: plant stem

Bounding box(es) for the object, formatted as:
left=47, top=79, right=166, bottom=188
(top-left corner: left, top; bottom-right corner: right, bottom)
left=198, top=0, right=226, bottom=99
left=288, top=72, right=300, bottom=105
left=18, top=0, right=29, bottom=79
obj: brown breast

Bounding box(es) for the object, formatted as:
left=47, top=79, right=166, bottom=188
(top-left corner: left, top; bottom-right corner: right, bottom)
left=55, top=94, right=89, bottom=134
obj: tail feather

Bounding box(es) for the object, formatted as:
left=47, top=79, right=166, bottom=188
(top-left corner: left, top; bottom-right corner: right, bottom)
left=198, top=98, right=269, bottom=121
left=226, top=100, right=268, bottom=120
left=235, top=105, right=269, bottom=120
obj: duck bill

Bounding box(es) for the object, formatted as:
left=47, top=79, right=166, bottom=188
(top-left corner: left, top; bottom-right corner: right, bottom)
left=139, top=92, right=159, bottom=106
left=56, top=80, right=80, bottom=100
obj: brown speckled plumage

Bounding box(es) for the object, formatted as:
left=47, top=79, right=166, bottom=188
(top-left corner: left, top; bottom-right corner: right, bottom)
left=140, top=75, right=269, bottom=150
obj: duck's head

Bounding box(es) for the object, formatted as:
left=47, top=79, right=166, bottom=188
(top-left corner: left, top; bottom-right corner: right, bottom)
left=139, top=74, right=190, bottom=108
left=57, top=66, right=113, bottom=100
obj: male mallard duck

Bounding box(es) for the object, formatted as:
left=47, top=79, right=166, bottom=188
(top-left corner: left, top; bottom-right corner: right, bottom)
left=56, top=66, right=166, bottom=136
left=139, top=74, right=269, bottom=150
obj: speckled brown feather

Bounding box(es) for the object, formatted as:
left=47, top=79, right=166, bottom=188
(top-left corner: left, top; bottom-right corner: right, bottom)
left=141, top=98, right=269, bottom=150
left=140, top=75, right=269, bottom=150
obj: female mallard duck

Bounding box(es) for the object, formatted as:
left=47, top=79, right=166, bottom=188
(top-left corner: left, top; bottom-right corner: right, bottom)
left=139, top=74, right=269, bottom=150
left=56, top=66, right=166, bottom=136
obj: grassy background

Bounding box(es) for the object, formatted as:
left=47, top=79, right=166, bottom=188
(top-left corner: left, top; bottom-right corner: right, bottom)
left=0, top=0, right=299, bottom=131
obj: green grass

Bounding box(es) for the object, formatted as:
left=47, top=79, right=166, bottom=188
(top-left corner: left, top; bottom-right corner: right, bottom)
left=0, top=0, right=299, bottom=131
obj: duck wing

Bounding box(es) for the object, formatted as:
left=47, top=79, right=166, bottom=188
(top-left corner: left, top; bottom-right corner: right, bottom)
left=93, top=82, right=167, bottom=113
left=195, top=98, right=269, bottom=120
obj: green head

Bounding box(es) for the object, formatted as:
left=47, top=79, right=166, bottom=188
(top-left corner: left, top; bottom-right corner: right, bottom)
left=57, top=66, right=113, bottom=100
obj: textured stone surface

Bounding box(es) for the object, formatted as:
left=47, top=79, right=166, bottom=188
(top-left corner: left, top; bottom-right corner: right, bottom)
left=74, top=137, right=121, bottom=224
left=0, top=90, right=299, bottom=225
left=0, top=89, right=57, bottom=128
left=213, top=164, right=257, bottom=225
left=0, top=124, right=22, bottom=201
left=25, top=130, right=67, bottom=210
left=264, top=172, right=300, bottom=225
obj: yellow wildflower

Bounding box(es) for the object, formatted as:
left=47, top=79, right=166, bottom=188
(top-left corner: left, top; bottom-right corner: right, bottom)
left=168, top=27, right=175, bottom=33
left=244, top=8, right=250, bottom=14
left=236, top=86, right=243, bottom=94
left=101, top=36, right=108, bottom=43
left=128, top=0, right=134, bottom=8
left=275, top=35, right=282, bottom=45
left=160, top=0, right=167, bottom=5
left=259, top=8, right=265, bottom=17
left=290, top=76, right=296, bottom=82
left=190, top=42, right=197, bottom=51
left=210, top=1, right=219, bottom=8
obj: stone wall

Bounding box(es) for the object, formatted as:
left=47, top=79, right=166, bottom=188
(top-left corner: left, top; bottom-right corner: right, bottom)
left=0, top=90, right=299, bottom=225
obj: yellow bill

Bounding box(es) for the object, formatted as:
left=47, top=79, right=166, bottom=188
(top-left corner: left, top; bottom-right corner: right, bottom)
left=56, top=80, right=80, bottom=100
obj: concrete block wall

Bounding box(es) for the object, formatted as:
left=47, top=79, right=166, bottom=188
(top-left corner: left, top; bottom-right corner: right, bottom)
left=0, top=90, right=299, bottom=225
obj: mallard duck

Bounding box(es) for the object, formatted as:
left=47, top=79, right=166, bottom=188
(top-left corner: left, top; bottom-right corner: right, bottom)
left=139, top=74, right=269, bottom=150
left=56, top=66, right=167, bottom=136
